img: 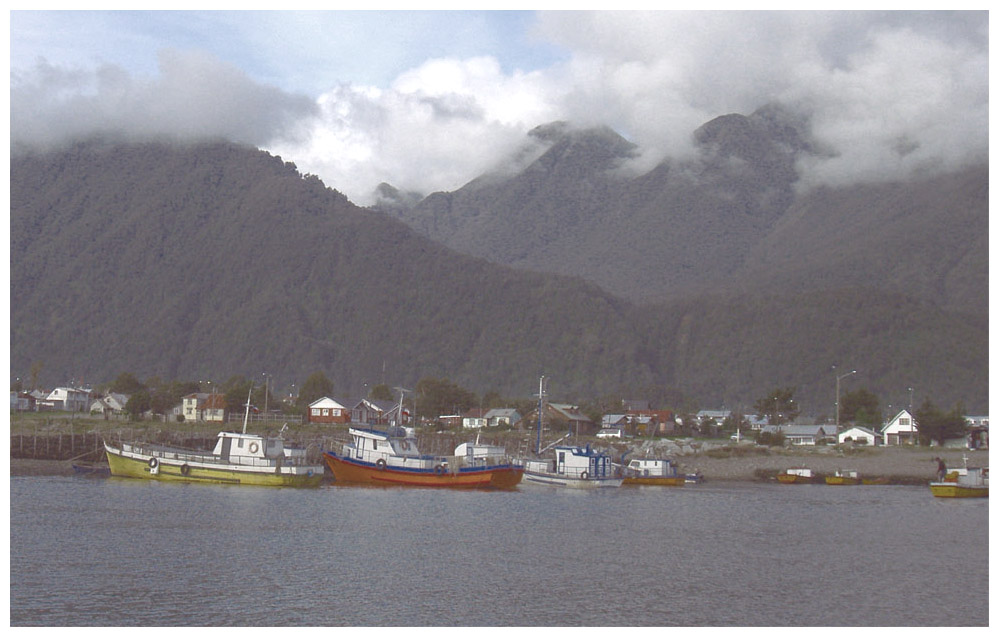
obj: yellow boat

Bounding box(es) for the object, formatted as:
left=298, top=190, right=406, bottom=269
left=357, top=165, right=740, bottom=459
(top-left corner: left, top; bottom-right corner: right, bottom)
left=105, top=428, right=325, bottom=487
left=825, top=469, right=860, bottom=485
left=930, top=460, right=988, bottom=498
left=777, top=468, right=814, bottom=484
left=620, top=458, right=687, bottom=486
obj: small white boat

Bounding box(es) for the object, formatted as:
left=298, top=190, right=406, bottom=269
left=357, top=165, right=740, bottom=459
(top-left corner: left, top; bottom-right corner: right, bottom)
left=522, top=443, right=623, bottom=489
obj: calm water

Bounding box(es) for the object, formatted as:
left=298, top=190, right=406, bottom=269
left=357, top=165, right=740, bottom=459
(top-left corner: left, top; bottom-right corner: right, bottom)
left=9, top=476, right=988, bottom=626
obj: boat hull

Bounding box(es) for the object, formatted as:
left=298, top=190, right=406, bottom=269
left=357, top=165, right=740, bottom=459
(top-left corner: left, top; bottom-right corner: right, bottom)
left=825, top=476, right=860, bottom=486
left=105, top=445, right=325, bottom=487
left=777, top=474, right=813, bottom=484
left=929, top=482, right=988, bottom=498
left=323, top=452, right=523, bottom=489
left=623, top=476, right=685, bottom=486
left=522, top=470, right=623, bottom=489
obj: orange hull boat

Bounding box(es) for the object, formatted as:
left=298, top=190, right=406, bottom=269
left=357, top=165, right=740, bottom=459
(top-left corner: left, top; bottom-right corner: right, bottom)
left=323, top=452, right=523, bottom=489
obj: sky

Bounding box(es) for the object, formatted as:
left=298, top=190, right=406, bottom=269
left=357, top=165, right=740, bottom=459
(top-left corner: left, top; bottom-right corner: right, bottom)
left=8, top=9, right=991, bottom=205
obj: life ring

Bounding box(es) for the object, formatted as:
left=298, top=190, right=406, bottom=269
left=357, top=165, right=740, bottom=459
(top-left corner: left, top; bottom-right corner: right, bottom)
left=434, top=465, right=445, bottom=475
left=249, top=442, right=259, bottom=454
left=148, top=457, right=159, bottom=469
left=180, top=464, right=190, bottom=476
left=375, top=459, right=387, bottom=470
left=580, top=471, right=589, bottom=479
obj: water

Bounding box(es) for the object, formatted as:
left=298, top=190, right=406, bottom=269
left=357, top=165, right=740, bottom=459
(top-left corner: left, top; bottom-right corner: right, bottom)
left=9, top=476, right=988, bottom=626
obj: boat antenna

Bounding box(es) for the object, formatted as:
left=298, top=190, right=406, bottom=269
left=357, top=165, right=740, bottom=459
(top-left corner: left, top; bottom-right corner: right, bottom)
left=242, top=382, right=254, bottom=434
left=394, top=386, right=412, bottom=429
left=535, top=375, right=547, bottom=455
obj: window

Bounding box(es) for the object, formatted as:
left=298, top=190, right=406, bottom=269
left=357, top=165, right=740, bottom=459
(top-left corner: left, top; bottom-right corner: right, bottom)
left=311, top=408, right=320, bottom=416
left=900, top=417, right=910, bottom=426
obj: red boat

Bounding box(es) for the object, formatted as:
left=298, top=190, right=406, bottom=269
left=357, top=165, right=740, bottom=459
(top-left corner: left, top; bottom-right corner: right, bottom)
left=323, top=426, right=523, bottom=489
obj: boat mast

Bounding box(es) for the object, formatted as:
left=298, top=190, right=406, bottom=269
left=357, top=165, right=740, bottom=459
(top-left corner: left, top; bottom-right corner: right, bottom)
left=242, top=383, right=253, bottom=434
left=535, top=375, right=547, bottom=455
left=394, top=386, right=411, bottom=428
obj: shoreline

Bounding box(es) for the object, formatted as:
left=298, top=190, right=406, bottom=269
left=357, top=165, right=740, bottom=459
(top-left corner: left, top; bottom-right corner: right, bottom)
left=9, top=446, right=988, bottom=483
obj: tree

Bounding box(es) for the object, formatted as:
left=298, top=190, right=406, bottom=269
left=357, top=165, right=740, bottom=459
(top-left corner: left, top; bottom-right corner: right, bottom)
left=297, top=371, right=334, bottom=409
left=110, top=372, right=147, bottom=395
left=839, top=388, right=882, bottom=427
left=369, top=383, right=393, bottom=402
left=125, top=389, right=151, bottom=420
left=914, top=399, right=968, bottom=446
left=415, top=377, right=476, bottom=419
left=753, top=387, right=799, bottom=426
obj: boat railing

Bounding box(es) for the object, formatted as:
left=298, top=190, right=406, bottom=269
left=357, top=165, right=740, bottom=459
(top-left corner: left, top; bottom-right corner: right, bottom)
left=122, top=442, right=310, bottom=467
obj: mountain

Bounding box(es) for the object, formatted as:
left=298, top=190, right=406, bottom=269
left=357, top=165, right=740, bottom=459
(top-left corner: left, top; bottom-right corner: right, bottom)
left=10, top=140, right=660, bottom=400
left=10, top=139, right=987, bottom=414
left=381, top=107, right=987, bottom=317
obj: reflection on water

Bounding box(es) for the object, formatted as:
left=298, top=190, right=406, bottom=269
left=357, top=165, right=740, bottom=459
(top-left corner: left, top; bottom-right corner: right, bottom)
left=10, top=477, right=988, bottom=626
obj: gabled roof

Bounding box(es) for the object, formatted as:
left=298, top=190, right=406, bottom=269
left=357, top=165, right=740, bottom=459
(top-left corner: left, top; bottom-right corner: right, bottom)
left=549, top=403, right=592, bottom=422
left=309, top=396, right=346, bottom=409
left=484, top=408, right=520, bottom=419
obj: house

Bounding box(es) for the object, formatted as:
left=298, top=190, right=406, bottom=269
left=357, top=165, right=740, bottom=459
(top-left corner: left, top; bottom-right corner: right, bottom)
left=761, top=424, right=835, bottom=446
left=462, top=408, right=488, bottom=429
left=10, top=391, right=34, bottom=412
left=182, top=393, right=227, bottom=422
left=352, top=398, right=397, bottom=425
left=696, top=409, right=731, bottom=427
left=965, top=416, right=988, bottom=449
left=46, top=387, right=90, bottom=412
left=90, top=392, right=130, bottom=416
left=485, top=408, right=521, bottom=428
left=308, top=397, right=350, bottom=424
left=520, top=403, right=597, bottom=437
left=882, top=410, right=918, bottom=446
left=837, top=425, right=881, bottom=446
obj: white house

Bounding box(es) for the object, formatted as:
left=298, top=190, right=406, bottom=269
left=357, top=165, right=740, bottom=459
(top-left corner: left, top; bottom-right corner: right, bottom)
left=837, top=425, right=881, bottom=446
left=308, top=396, right=349, bottom=424
left=462, top=409, right=487, bottom=429
left=182, top=393, right=227, bottom=422
left=46, top=387, right=90, bottom=412
left=882, top=410, right=918, bottom=446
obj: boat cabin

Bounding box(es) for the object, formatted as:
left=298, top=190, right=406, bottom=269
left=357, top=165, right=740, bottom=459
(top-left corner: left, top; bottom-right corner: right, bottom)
left=540, top=444, right=615, bottom=478
left=454, top=441, right=508, bottom=464
left=347, top=426, right=422, bottom=461
left=627, top=458, right=679, bottom=478
left=211, top=432, right=285, bottom=460
left=784, top=468, right=813, bottom=478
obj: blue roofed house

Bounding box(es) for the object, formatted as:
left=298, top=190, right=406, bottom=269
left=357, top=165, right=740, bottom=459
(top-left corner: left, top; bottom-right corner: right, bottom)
left=761, top=424, right=835, bottom=446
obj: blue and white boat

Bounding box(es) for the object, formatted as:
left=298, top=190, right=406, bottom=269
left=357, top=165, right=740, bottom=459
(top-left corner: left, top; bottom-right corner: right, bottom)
left=522, top=443, right=623, bottom=489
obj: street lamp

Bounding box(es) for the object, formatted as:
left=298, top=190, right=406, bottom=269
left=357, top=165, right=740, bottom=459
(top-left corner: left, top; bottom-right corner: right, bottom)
left=835, top=369, right=857, bottom=428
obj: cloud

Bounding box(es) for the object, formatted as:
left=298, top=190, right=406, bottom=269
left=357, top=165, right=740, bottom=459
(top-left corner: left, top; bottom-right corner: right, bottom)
left=9, top=12, right=988, bottom=204
left=11, top=49, right=317, bottom=152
